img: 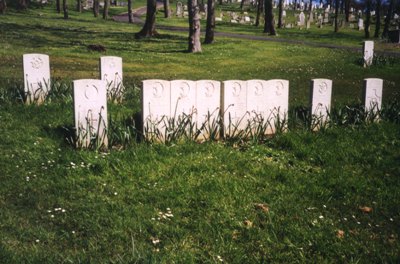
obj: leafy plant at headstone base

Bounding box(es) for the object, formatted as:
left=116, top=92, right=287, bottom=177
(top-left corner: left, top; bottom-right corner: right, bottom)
left=107, top=113, right=138, bottom=149
left=0, top=80, right=24, bottom=105
left=195, top=109, right=221, bottom=142
left=310, top=106, right=331, bottom=132
left=74, top=107, right=108, bottom=151
left=45, top=80, right=72, bottom=103
left=24, top=78, right=51, bottom=104
left=106, top=79, right=124, bottom=103
left=372, top=55, right=399, bottom=66
left=380, top=99, right=400, bottom=123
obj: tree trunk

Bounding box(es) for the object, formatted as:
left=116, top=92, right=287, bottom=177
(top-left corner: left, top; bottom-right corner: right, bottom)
left=374, top=0, right=381, bottom=38
left=0, top=0, right=7, bottom=14
left=103, top=0, right=110, bottom=19
left=344, top=0, right=350, bottom=22
left=293, top=0, right=297, bottom=10
left=382, top=0, right=394, bottom=38
left=204, top=0, right=215, bottom=44
left=334, top=0, right=339, bottom=32
left=309, top=0, right=312, bottom=11
left=163, top=0, right=170, bottom=17
left=255, top=0, right=262, bottom=26
left=56, top=0, right=61, bottom=13
left=93, top=0, right=100, bottom=17
left=188, top=0, right=202, bottom=52
left=364, top=0, right=371, bottom=38
left=136, top=0, right=157, bottom=38
left=264, top=0, right=276, bottom=35
left=340, top=0, right=344, bottom=14
left=63, top=0, right=68, bottom=18
left=128, top=0, right=134, bottom=23
left=278, top=0, right=283, bottom=28
left=240, top=0, right=245, bottom=9
left=77, top=0, right=82, bottom=12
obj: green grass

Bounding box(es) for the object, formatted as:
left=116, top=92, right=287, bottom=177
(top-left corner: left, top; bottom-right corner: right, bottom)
left=1, top=3, right=400, bottom=263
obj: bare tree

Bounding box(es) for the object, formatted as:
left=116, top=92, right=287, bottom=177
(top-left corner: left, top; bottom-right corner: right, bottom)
left=128, top=0, right=134, bottom=23
left=365, top=0, right=371, bottom=38
left=56, top=0, right=61, bottom=13
left=334, top=0, right=339, bottom=32
left=255, top=0, right=263, bottom=26
left=103, top=0, right=110, bottom=19
left=164, top=0, right=170, bottom=17
left=188, top=0, right=202, bottom=52
left=278, top=0, right=283, bottom=28
left=382, top=0, right=394, bottom=38
left=374, top=0, right=381, bottom=38
left=63, top=0, right=68, bottom=18
left=0, top=0, right=7, bottom=14
left=264, top=0, right=276, bottom=35
left=93, top=0, right=100, bottom=17
left=204, top=0, right=215, bottom=44
left=136, top=0, right=157, bottom=37
left=77, top=0, right=82, bottom=12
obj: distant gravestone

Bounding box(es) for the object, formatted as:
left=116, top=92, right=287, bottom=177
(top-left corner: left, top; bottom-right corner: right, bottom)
left=323, top=12, right=329, bottom=23
left=363, top=78, right=383, bottom=119
left=310, top=79, right=332, bottom=129
left=298, top=11, right=305, bottom=26
left=282, top=10, right=286, bottom=17
left=215, top=17, right=223, bottom=21
left=309, top=11, right=314, bottom=22
left=358, top=18, right=364, bottom=30
left=196, top=80, right=221, bottom=139
left=176, top=2, right=183, bottom=16
left=244, top=16, right=251, bottom=23
left=264, top=79, right=289, bottom=134
left=100, top=56, right=123, bottom=102
left=363, top=40, right=374, bottom=67
left=73, top=79, right=108, bottom=148
left=23, top=53, right=51, bottom=104
left=223, top=80, right=248, bottom=135
left=142, top=80, right=171, bottom=141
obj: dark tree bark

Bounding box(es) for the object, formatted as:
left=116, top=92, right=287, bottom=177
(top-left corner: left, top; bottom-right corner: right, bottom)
left=204, top=0, right=215, bottom=44
left=278, top=0, right=283, bottom=28
left=344, top=0, right=350, bottom=22
left=93, top=0, right=100, bottom=17
left=293, top=0, right=297, bottom=10
left=334, top=0, right=339, bottom=32
left=0, top=0, right=7, bottom=14
left=188, top=0, right=202, bottom=52
left=56, top=0, right=61, bottom=13
left=163, top=0, right=170, bottom=17
left=240, top=0, right=245, bottom=9
left=63, top=0, right=68, bottom=18
left=255, top=0, right=263, bottom=26
left=136, top=0, right=157, bottom=38
left=340, top=0, right=344, bottom=14
left=128, top=0, right=134, bottom=23
left=103, top=0, right=110, bottom=19
left=365, top=0, right=371, bottom=38
left=374, top=0, right=381, bottom=38
left=309, top=0, right=312, bottom=11
left=264, top=0, right=276, bottom=35
left=382, top=0, right=394, bottom=38
left=77, top=0, right=82, bottom=12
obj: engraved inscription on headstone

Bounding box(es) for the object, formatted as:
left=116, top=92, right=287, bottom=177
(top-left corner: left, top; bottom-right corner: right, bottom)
left=264, top=79, right=289, bottom=134
left=363, top=78, right=383, bottom=120
left=73, top=79, right=108, bottom=148
left=170, top=80, right=196, bottom=120
left=363, top=41, right=374, bottom=67
left=223, top=80, right=248, bottom=136
left=23, top=54, right=51, bottom=104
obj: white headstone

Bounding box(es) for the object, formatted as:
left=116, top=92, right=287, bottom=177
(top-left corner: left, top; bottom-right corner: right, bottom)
left=310, top=79, right=332, bottom=129
left=244, top=16, right=251, bottom=22
left=100, top=56, right=123, bottom=101
left=223, top=80, right=249, bottom=136
left=299, top=12, right=305, bottom=26
left=142, top=80, right=171, bottom=141
left=363, top=78, right=383, bottom=117
left=264, top=79, right=289, bottom=134
left=196, top=80, right=221, bottom=139
left=363, top=41, right=374, bottom=67
left=358, top=18, right=364, bottom=30
left=176, top=1, right=183, bottom=16
left=247, top=80, right=270, bottom=131
left=23, top=54, right=50, bottom=104
left=73, top=79, right=108, bottom=148
left=282, top=10, right=287, bottom=17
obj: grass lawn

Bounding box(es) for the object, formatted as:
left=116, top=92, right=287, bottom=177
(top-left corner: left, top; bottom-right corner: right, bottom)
left=0, top=3, right=400, bottom=263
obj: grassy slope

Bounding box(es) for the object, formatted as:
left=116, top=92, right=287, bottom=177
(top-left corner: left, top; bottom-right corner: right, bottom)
left=0, top=4, right=400, bottom=263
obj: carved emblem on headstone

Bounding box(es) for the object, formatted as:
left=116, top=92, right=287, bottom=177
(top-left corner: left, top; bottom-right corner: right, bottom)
left=30, top=56, right=44, bottom=69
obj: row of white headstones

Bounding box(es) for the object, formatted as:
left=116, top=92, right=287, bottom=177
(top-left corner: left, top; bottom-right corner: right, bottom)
left=23, top=52, right=381, bottom=147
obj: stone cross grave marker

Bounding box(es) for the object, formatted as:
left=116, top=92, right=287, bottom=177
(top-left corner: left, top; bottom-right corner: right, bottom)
left=363, top=41, right=374, bottom=67
left=223, top=80, right=248, bottom=136
left=142, top=80, right=171, bottom=141
left=73, top=79, right=108, bottom=148
left=100, top=56, right=123, bottom=102
left=23, top=53, right=51, bottom=104
left=363, top=78, right=383, bottom=119
left=310, top=79, right=332, bottom=129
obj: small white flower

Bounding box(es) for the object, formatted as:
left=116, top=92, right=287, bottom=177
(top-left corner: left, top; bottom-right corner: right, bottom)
left=357, top=221, right=361, bottom=225
left=71, top=231, right=75, bottom=234
left=390, top=218, right=394, bottom=222
left=35, top=239, right=40, bottom=243
left=323, top=205, right=327, bottom=208
left=343, top=217, right=347, bottom=221
left=26, top=177, right=30, bottom=181
left=319, top=215, right=324, bottom=219
left=50, top=214, right=54, bottom=218
left=217, top=255, right=224, bottom=262
left=61, top=209, right=66, bottom=213
left=114, top=192, right=118, bottom=196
